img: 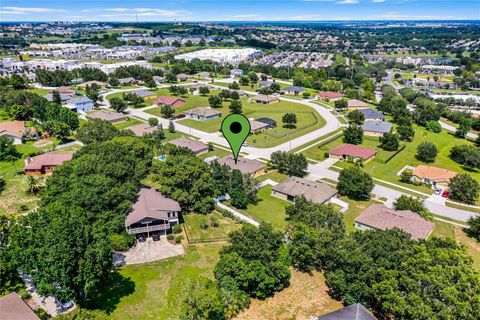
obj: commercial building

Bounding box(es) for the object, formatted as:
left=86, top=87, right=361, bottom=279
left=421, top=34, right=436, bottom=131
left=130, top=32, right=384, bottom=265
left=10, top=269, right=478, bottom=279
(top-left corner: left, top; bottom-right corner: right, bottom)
left=174, top=48, right=261, bottom=66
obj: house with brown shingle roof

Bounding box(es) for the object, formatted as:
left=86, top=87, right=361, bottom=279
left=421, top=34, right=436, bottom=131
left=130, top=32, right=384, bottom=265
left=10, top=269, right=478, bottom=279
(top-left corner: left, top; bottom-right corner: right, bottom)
left=54, top=86, right=76, bottom=96
left=0, top=120, right=28, bottom=144
left=154, top=96, right=186, bottom=108
left=169, top=138, right=209, bottom=155
left=347, top=99, right=369, bottom=109
left=217, top=156, right=265, bottom=176
left=329, top=144, right=377, bottom=162
left=24, top=153, right=73, bottom=175
left=317, top=91, right=344, bottom=101
left=272, top=177, right=338, bottom=204
left=412, top=165, right=458, bottom=190
left=125, top=188, right=181, bottom=237
left=86, top=110, right=127, bottom=123
left=0, top=292, right=40, bottom=320
left=127, top=123, right=158, bottom=137
left=249, top=94, right=280, bottom=104
left=355, top=204, right=435, bottom=240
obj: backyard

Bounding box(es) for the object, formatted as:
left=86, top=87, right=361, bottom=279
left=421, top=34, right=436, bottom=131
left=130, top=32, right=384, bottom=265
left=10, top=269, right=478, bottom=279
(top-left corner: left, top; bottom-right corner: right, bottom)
left=183, top=211, right=243, bottom=243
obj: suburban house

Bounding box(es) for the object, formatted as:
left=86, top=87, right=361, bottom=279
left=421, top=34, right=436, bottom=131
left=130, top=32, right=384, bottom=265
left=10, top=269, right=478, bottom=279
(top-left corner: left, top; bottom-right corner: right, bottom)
left=412, top=165, right=458, bottom=190
left=132, top=90, right=156, bottom=98
left=318, top=303, right=377, bottom=320
left=249, top=94, right=280, bottom=104
left=77, top=81, right=110, bottom=89
left=358, top=108, right=386, bottom=121
left=86, top=110, right=127, bottom=123
left=217, top=156, right=265, bottom=176
left=189, top=83, right=213, bottom=91
left=44, top=92, right=72, bottom=104
left=0, top=292, right=41, bottom=320
left=118, top=77, right=138, bottom=86
left=317, top=91, right=344, bottom=101
left=66, top=96, right=94, bottom=112
left=259, top=81, right=273, bottom=89
left=54, top=86, right=76, bottom=96
left=125, top=188, right=180, bottom=237
left=169, top=137, right=209, bottom=155
left=176, top=73, right=191, bottom=82
left=362, top=120, right=393, bottom=136
left=329, top=143, right=377, bottom=162
left=355, top=204, right=435, bottom=240
left=230, top=68, right=243, bottom=78
left=272, top=177, right=338, bottom=204
left=347, top=99, right=369, bottom=109
left=184, top=107, right=222, bottom=121
left=0, top=120, right=29, bottom=144
left=152, top=76, right=165, bottom=85
left=196, top=71, right=211, bottom=79
left=283, top=86, right=305, bottom=95
left=230, top=89, right=248, bottom=97
left=127, top=123, right=158, bottom=137
left=24, top=153, right=73, bottom=175
left=249, top=119, right=271, bottom=132
left=154, top=96, right=186, bottom=108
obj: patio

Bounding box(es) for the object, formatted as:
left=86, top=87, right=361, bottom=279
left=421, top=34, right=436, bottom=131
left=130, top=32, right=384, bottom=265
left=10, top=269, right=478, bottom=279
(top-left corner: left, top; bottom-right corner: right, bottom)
left=113, top=237, right=184, bottom=265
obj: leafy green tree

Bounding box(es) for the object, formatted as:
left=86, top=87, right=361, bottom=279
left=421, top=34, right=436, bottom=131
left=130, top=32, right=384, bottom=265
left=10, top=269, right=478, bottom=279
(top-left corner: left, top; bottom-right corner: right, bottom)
left=400, top=169, right=413, bottom=183
left=425, top=120, right=441, bottom=133
left=379, top=132, right=400, bottom=151
left=448, top=174, right=480, bottom=205
left=210, top=161, right=231, bottom=196
left=343, top=125, right=363, bottom=145
left=199, top=86, right=210, bottom=96
left=347, top=110, right=365, bottom=125
left=270, top=151, right=308, bottom=177
left=0, top=136, right=21, bottom=162
left=229, top=100, right=242, bottom=114
left=416, top=141, right=438, bottom=163
left=160, top=104, right=175, bottom=119
left=168, top=120, right=176, bottom=133
left=282, top=113, right=297, bottom=129
left=228, top=82, right=240, bottom=90
left=180, top=277, right=226, bottom=320
left=52, top=90, right=62, bottom=105
left=334, top=98, right=348, bottom=110
left=455, top=117, right=473, bottom=139
left=229, top=169, right=249, bottom=209
left=148, top=117, right=159, bottom=127
left=466, top=215, right=480, bottom=242
left=397, top=124, right=415, bottom=141
left=218, top=89, right=231, bottom=101
left=337, top=167, right=374, bottom=199
left=208, top=95, right=223, bottom=108
left=76, top=119, right=131, bottom=144
left=393, top=195, right=431, bottom=219
left=85, top=83, right=100, bottom=105
left=109, top=97, right=127, bottom=113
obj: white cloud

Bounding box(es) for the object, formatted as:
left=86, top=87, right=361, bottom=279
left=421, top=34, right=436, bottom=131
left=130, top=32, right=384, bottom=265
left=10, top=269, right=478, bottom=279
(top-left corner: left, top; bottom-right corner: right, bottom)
left=0, top=6, right=65, bottom=15
left=336, top=0, right=359, bottom=4
left=371, top=0, right=386, bottom=2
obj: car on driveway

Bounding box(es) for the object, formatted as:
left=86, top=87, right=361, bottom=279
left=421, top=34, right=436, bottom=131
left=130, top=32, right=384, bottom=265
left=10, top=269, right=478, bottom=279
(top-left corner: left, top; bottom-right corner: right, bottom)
left=59, top=300, right=74, bottom=311
left=152, top=233, right=161, bottom=241
left=434, top=188, right=442, bottom=195
left=442, top=191, right=450, bottom=198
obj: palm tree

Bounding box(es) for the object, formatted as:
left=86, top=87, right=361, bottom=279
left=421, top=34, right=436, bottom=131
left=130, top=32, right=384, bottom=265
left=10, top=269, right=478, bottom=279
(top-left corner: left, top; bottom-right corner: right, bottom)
left=25, top=175, right=40, bottom=195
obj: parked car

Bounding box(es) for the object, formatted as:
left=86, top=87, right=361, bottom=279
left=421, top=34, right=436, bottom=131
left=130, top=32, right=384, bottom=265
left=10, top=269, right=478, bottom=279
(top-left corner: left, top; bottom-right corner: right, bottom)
left=434, top=188, right=442, bottom=195
left=59, top=300, right=74, bottom=311
left=442, top=191, right=449, bottom=198
left=152, top=233, right=161, bottom=241
left=176, top=114, right=186, bottom=119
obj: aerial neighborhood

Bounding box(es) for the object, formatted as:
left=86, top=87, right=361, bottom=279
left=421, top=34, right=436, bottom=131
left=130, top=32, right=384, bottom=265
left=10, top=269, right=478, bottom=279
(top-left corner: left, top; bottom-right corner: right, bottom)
left=0, top=11, right=479, bottom=320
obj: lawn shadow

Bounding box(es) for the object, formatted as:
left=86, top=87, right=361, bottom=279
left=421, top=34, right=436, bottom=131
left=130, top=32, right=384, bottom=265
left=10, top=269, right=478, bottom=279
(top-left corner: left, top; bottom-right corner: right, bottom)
left=84, top=271, right=135, bottom=314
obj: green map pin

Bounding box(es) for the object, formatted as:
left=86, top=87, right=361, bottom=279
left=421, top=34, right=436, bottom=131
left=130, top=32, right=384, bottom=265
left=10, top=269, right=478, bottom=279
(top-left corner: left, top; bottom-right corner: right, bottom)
left=221, top=114, right=251, bottom=164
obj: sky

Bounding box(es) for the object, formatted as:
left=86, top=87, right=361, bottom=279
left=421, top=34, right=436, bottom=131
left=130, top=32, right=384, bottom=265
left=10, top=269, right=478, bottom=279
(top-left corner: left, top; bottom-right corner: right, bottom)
left=0, top=0, right=479, bottom=22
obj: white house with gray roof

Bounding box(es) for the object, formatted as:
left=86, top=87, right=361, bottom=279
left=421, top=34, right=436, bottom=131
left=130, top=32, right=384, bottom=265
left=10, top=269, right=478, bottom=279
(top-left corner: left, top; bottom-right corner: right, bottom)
left=362, top=120, right=392, bottom=136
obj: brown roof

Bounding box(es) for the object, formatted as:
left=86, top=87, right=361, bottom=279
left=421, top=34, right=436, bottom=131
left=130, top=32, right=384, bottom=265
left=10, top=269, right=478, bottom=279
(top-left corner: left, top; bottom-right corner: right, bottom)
left=330, top=144, right=377, bottom=160
left=24, top=153, right=72, bottom=170
left=125, top=188, right=181, bottom=226
left=86, top=110, right=126, bottom=122
left=189, top=83, right=213, bottom=90
left=272, top=177, right=337, bottom=204
left=317, top=91, right=344, bottom=100
left=54, top=86, right=75, bottom=95
left=348, top=99, right=369, bottom=108
left=355, top=204, right=435, bottom=240
left=168, top=138, right=208, bottom=154
left=127, top=123, right=157, bottom=136
left=249, top=119, right=270, bottom=132
left=250, top=95, right=280, bottom=103
left=154, top=96, right=186, bottom=108
left=77, top=81, right=109, bottom=89
left=412, top=165, right=458, bottom=184
left=185, top=107, right=221, bottom=118
left=217, top=156, right=264, bottom=175
left=0, top=292, right=41, bottom=320
left=118, top=77, right=136, bottom=84
left=0, top=120, right=26, bottom=138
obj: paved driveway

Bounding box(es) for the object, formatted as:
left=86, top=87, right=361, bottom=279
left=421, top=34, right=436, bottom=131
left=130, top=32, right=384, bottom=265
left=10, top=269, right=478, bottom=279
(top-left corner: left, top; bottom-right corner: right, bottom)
left=113, top=237, right=184, bottom=265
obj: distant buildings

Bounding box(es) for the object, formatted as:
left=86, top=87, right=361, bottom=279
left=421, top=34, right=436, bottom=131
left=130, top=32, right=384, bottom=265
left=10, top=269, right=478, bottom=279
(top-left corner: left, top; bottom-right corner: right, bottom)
left=174, top=48, right=261, bottom=66
left=230, top=68, right=244, bottom=78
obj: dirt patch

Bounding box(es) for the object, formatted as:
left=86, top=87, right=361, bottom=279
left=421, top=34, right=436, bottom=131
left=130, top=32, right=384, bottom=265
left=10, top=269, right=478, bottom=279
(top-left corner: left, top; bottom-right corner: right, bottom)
left=33, top=139, right=53, bottom=148
left=235, top=268, right=343, bottom=320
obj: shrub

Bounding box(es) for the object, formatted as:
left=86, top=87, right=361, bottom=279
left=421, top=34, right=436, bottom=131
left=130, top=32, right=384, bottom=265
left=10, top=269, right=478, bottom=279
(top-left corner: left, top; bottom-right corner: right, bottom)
left=400, top=169, right=413, bottom=183
left=324, top=151, right=330, bottom=158
left=210, top=216, right=219, bottom=228
left=167, top=234, right=174, bottom=241
left=172, top=224, right=182, bottom=234
left=175, top=235, right=183, bottom=244
left=416, top=142, right=438, bottom=163
left=200, top=219, right=209, bottom=230
left=109, top=233, right=135, bottom=251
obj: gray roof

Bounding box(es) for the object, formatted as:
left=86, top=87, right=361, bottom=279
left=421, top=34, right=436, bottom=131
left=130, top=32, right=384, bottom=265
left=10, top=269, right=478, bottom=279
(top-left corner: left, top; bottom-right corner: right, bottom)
left=68, top=96, right=93, bottom=104
left=358, top=108, right=386, bottom=120
left=259, top=81, right=273, bottom=88
left=362, top=120, right=392, bottom=133
left=44, top=93, right=72, bottom=102
left=251, top=94, right=279, bottom=103
left=272, top=177, right=337, bottom=204
left=283, top=86, right=305, bottom=93
left=132, top=90, right=155, bottom=97
left=319, top=303, right=377, bottom=320
left=217, top=156, right=264, bottom=175
left=185, top=107, right=221, bottom=118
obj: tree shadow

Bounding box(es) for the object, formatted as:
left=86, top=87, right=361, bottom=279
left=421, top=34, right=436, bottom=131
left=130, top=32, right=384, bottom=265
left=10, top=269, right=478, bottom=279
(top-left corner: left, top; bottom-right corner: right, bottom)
left=84, top=271, right=135, bottom=314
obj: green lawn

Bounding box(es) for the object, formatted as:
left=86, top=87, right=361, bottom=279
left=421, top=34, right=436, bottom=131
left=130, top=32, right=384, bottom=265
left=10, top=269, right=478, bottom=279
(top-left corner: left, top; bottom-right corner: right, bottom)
left=256, top=170, right=290, bottom=183
left=401, top=73, right=454, bottom=82
left=230, top=186, right=290, bottom=230
left=143, top=89, right=220, bottom=114
left=183, top=211, right=242, bottom=242
left=87, top=243, right=224, bottom=319
left=114, top=118, right=143, bottom=130
left=197, top=147, right=230, bottom=160
left=177, top=97, right=326, bottom=148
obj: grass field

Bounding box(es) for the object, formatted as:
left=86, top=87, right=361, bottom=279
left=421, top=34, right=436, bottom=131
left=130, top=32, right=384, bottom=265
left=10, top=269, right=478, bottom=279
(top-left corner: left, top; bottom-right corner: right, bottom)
left=177, top=97, right=326, bottom=148
left=113, top=118, right=143, bottom=130
left=230, top=186, right=290, bottom=230
left=401, top=73, right=454, bottom=82
left=87, top=243, right=224, bottom=320
left=183, top=211, right=242, bottom=242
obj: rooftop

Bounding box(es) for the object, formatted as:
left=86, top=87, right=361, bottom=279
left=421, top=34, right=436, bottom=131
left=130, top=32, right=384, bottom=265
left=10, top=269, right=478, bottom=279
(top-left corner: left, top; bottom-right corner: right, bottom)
left=217, top=156, right=264, bottom=175
left=412, top=165, right=458, bottom=183
left=355, top=204, right=435, bottom=240
left=168, top=138, right=208, bottom=154
left=250, top=94, right=280, bottom=102
left=348, top=99, right=369, bottom=108
left=357, top=108, right=386, bottom=120
left=86, top=110, right=126, bottom=122
left=330, top=143, right=377, bottom=159
left=24, top=153, right=72, bottom=170
left=185, top=107, right=221, bottom=117
left=362, top=120, right=392, bottom=133
left=127, top=123, right=157, bottom=137
left=318, top=303, right=377, bottom=320
left=0, top=292, right=40, bottom=320
left=317, top=91, right=344, bottom=99
left=272, top=177, right=337, bottom=204
left=283, top=86, right=305, bottom=93
left=0, top=120, right=26, bottom=138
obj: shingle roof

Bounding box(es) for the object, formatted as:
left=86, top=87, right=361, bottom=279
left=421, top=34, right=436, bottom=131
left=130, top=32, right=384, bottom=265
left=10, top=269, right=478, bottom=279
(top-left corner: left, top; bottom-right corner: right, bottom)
left=259, top=81, right=273, bottom=88
left=127, top=123, right=157, bottom=136
left=185, top=107, right=221, bottom=117
left=358, top=108, right=386, bottom=120
left=318, top=303, right=377, bottom=320
left=330, top=144, right=377, bottom=159
left=132, top=90, right=155, bottom=97
left=0, top=120, right=26, bottom=138
left=412, top=165, right=458, bottom=184
left=68, top=96, right=93, bottom=104
left=24, top=153, right=73, bottom=170
left=217, top=156, right=264, bottom=175
left=348, top=99, right=369, bottom=108
left=169, top=138, right=208, bottom=154
left=355, top=204, right=435, bottom=240
left=272, top=177, right=337, bottom=204
left=44, top=93, right=72, bottom=102
left=154, top=96, right=185, bottom=107
left=283, top=86, right=305, bottom=93
left=251, top=94, right=279, bottom=103
left=249, top=119, right=270, bottom=131
left=86, top=110, right=126, bottom=122
left=125, top=188, right=181, bottom=226
left=317, top=91, right=344, bottom=99
left=362, top=120, right=392, bottom=133
left=0, top=292, right=40, bottom=320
